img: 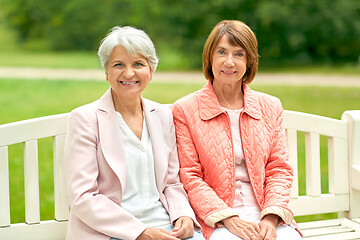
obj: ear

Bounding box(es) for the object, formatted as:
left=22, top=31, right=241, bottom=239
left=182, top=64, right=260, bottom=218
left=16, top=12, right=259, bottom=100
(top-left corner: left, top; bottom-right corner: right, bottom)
left=105, top=72, right=109, bottom=81
left=149, top=68, right=154, bottom=81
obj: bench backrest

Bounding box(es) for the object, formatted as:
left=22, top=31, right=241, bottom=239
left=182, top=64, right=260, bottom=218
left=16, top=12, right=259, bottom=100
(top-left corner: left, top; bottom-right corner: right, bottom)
left=0, top=110, right=359, bottom=239
left=284, top=110, right=349, bottom=217
left=0, top=113, right=69, bottom=240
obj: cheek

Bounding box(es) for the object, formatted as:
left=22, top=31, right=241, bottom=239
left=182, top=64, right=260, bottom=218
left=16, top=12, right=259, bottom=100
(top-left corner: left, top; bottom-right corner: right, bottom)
left=140, top=68, right=152, bottom=80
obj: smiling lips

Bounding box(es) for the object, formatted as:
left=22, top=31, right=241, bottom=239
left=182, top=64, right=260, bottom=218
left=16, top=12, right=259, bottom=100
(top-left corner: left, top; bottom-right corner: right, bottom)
left=221, top=70, right=237, bottom=75
left=120, top=81, right=139, bottom=86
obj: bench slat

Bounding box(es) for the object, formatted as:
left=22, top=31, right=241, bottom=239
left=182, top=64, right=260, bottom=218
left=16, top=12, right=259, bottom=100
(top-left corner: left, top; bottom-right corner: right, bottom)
left=0, top=113, right=69, bottom=147
left=286, top=129, right=299, bottom=198
left=284, top=110, right=347, bottom=139
left=0, top=146, right=10, bottom=227
left=302, top=225, right=354, bottom=237
left=289, top=194, right=349, bottom=216
left=328, top=137, right=349, bottom=195
left=0, top=221, right=67, bottom=240
left=298, top=218, right=344, bottom=229
left=24, top=140, right=40, bottom=224
left=342, top=218, right=360, bottom=232
left=304, top=231, right=360, bottom=239
left=53, top=135, right=69, bottom=221
left=305, top=132, right=321, bottom=197
left=299, top=218, right=360, bottom=239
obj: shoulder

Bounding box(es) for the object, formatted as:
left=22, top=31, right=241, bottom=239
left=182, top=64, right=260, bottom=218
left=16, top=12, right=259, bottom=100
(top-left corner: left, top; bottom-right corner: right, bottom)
left=142, top=98, right=174, bottom=126
left=249, top=88, right=283, bottom=111
left=69, top=100, right=100, bottom=125
left=143, top=98, right=171, bottom=114
left=172, top=90, right=201, bottom=113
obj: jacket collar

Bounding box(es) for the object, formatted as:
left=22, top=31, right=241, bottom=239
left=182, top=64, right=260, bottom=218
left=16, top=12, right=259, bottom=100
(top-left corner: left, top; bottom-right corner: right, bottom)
left=97, top=88, right=115, bottom=113
left=95, top=88, right=166, bottom=193
left=199, top=81, right=261, bottom=120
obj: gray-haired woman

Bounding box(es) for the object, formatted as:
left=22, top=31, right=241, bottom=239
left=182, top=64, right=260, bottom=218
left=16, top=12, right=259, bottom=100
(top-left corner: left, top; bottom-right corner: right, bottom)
left=64, top=26, right=204, bottom=240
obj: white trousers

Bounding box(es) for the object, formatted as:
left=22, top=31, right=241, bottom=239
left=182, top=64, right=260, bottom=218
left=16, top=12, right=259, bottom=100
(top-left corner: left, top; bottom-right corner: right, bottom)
left=209, top=206, right=301, bottom=240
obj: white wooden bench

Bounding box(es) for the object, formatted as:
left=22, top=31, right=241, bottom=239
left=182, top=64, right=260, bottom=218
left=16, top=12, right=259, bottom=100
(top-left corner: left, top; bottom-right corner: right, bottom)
left=0, top=110, right=359, bottom=239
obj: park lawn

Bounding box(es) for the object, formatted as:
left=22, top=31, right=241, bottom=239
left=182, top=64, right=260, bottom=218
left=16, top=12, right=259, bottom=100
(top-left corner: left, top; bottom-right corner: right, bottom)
left=1, top=78, right=359, bottom=224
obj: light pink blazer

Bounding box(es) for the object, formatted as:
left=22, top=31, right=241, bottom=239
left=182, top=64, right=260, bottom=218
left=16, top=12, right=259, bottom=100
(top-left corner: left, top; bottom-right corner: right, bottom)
left=64, top=89, right=198, bottom=240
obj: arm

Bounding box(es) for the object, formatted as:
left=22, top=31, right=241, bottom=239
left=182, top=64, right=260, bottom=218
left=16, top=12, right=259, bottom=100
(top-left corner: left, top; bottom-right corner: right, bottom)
left=65, top=108, right=147, bottom=239
left=171, top=103, right=235, bottom=227
left=161, top=107, right=199, bottom=236
left=261, top=99, right=293, bottom=224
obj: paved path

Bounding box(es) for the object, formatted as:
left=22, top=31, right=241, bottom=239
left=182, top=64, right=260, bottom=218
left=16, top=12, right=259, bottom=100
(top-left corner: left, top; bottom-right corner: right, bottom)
left=0, top=67, right=359, bottom=86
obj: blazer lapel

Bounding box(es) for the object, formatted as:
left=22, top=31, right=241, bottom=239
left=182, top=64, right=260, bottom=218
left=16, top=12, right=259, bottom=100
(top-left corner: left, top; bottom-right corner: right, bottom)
left=96, top=89, right=127, bottom=193
left=142, top=98, right=167, bottom=191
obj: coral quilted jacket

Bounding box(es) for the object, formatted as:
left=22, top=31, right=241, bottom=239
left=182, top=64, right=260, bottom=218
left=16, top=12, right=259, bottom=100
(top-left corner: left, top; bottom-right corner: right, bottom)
left=172, top=82, right=296, bottom=239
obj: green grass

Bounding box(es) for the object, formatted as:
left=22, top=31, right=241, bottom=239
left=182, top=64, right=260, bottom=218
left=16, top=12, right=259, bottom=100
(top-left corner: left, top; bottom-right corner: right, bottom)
left=0, top=51, right=102, bottom=69
left=1, top=78, right=360, bottom=224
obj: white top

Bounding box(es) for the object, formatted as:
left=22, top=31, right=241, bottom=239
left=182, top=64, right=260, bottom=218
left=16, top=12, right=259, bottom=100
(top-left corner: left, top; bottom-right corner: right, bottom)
left=222, top=108, right=258, bottom=208
left=116, top=112, right=171, bottom=228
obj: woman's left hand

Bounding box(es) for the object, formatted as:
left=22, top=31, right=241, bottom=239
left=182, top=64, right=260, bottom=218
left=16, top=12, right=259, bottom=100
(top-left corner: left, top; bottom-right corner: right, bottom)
left=258, top=214, right=278, bottom=240
left=172, top=216, right=195, bottom=239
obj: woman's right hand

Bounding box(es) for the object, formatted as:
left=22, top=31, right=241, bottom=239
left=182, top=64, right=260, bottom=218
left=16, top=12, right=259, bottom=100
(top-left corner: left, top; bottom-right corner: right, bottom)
left=222, top=216, right=260, bottom=240
left=136, top=228, right=180, bottom=240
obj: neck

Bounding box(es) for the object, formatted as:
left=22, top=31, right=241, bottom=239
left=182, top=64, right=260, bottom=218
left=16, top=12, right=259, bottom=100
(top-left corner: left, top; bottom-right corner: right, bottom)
left=111, top=90, right=143, bottom=116
left=213, top=81, right=244, bottom=110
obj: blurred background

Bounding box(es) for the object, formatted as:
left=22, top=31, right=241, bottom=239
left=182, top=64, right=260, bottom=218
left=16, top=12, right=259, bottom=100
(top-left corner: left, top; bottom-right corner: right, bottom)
left=0, top=0, right=359, bottom=71
left=1, top=0, right=360, bottom=225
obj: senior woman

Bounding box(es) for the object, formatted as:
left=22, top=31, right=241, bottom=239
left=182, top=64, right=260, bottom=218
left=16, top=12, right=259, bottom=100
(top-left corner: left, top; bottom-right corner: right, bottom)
left=64, top=26, right=203, bottom=240
left=171, top=20, right=302, bottom=240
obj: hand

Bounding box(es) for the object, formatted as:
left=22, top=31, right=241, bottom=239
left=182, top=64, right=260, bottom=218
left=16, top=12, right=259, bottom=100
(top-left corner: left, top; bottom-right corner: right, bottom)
left=258, top=214, right=278, bottom=240
left=136, top=227, right=180, bottom=240
left=172, top=216, right=195, bottom=239
left=222, top=216, right=260, bottom=240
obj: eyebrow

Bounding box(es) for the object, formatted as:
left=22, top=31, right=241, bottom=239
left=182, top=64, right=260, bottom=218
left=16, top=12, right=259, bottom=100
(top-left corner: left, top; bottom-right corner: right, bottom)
left=216, top=46, right=245, bottom=52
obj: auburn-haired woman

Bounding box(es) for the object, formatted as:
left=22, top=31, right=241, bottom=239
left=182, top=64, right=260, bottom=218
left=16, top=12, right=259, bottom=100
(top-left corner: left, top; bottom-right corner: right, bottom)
left=172, top=20, right=302, bottom=240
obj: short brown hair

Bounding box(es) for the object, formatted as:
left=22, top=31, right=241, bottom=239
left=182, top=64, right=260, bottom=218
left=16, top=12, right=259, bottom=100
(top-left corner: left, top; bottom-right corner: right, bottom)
left=202, top=20, right=259, bottom=84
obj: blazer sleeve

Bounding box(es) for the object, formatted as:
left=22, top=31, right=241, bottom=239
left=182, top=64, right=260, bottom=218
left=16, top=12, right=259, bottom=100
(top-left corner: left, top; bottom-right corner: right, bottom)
left=160, top=106, right=200, bottom=229
left=64, top=107, right=147, bottom=239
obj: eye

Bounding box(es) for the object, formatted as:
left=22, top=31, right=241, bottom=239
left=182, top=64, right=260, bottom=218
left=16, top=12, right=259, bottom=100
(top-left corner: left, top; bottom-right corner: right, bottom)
left=114, top=63, right=123, bottom=67
left=236, top=51, right=246, bottom=57
left=135, top=62, right=144, bottom=67
left=218, top=50, right=225, bottom=55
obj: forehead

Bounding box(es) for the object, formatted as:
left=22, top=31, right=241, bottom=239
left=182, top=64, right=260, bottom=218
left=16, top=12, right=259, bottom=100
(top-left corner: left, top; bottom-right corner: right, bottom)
left=109, top=45, right=146, bottom=60
left=216, top=35, right=244, bottom=51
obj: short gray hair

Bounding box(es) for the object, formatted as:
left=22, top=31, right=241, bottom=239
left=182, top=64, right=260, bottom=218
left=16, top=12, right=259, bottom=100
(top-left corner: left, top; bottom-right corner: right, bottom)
left=97, top=26, right=158, bottom=72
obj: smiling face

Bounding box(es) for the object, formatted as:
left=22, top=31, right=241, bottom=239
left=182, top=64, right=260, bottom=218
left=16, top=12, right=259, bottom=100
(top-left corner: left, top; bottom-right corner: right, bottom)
left=211, top=34, right=247, bottom=88
left=105, top=45, right=153, bottom=100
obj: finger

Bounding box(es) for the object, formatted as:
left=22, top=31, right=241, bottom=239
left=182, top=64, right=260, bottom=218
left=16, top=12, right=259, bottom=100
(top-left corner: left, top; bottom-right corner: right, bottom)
left=244, top=229, right=259, bottom=240
left=253, top=223, right=261, bottom=233
left=263, top=228, right=277, bottom=240
left=160, top=229, right=181, bottom=240
left=172, top=227, right=187, bottom=238
left=172, top=224, right=193, bottom=239
left=173, top=219, right=182, bottom=232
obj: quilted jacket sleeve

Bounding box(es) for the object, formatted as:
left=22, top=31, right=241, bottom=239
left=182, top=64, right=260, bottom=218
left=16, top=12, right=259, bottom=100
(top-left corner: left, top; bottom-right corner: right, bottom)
left=261, top=99, right=294, bottom=224
left=171, top=103, right=235, bottom=226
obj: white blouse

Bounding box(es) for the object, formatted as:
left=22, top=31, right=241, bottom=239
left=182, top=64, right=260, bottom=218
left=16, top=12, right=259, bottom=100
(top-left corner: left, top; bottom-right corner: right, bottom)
left=116, top=112, right=171, bottom=228
left=222, top=108, right=258, bottom=208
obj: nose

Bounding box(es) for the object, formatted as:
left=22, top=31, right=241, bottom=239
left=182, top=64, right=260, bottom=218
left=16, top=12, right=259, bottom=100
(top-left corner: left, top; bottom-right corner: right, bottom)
left=224, top=55, right=235, bottom=67
left=124, top=67, right=135, bottom=79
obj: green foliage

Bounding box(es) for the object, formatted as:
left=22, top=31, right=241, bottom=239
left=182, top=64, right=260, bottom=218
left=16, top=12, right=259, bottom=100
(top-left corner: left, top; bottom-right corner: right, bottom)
left=2, top=0, right=359, bottom=68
